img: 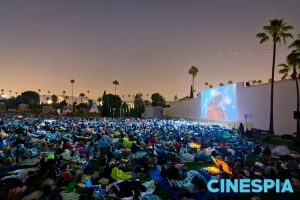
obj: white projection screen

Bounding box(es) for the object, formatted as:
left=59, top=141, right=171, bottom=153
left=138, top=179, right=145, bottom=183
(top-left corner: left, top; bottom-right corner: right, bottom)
left=201, top=84, right=237, bottom=121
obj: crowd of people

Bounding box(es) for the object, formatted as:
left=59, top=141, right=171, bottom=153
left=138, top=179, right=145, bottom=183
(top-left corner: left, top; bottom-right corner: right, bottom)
left=0, top=113, right=299, bottom=200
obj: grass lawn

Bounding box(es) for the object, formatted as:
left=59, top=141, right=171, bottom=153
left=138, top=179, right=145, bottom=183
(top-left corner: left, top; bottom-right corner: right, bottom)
left=266, top=137, right=300, bottom=152
left=185, top=162, right=212, bottom=170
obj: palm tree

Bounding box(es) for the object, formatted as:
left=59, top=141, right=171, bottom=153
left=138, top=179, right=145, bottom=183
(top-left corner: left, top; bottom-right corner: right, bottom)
left=289, top=34, right=300, bottom=50
left=48, top=91, right=50, bottom=94
left=278, top=39, right=300, bottom=141
left=9, top=90, right=12, bottom=97
left=188, top=66, right=199, bottom=95
left=79, top=93, right=85, bottom=104
left=113, top=80, right=119, bottom=95
left=174, top=95, right=178, bottom=101
left=1, top=89, right=4, bottom=95
left=70, top=79, right=75, bottom=104
left=219, top=83, right=224, bottom=87
left=257, top=80, right=263, bottom=84
left=15, top=92, right=18, bottom=96
left=252, top=80, right=257, bottom=86
left=38, top=89, right=41, bottom=94
left=256, top=18, right=293, bottom=135
left=204, top=82, right=209, bottom=89
left=209, top=84, right=213, bottom=88
left=228, top=80, right=233, bottom=84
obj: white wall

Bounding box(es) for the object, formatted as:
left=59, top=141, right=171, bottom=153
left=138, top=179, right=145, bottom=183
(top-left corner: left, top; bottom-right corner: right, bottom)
left=164, top=79, right=298, bottom=135
left=143, top=106, right=163, bottom=118
left=237, top=80, right=297, bottom=135
left=164, top=97, right=201, bottom=120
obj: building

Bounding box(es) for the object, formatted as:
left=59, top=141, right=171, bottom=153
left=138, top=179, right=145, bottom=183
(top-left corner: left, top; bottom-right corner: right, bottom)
left=89, top=104, right=100, bottom=113
left=143, top=106, right=163, bottom=118
left=42, top=105, right=55, bottom=114
left=18, top=104, right=28, bottom=112
left=164, top=79, right=298, bottom=135
left=39, top=95, right=94, bottom=105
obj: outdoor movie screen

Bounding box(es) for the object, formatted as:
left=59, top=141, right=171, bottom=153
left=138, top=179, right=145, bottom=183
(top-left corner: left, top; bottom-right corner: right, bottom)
left=201, top=83, right=237, bottom=121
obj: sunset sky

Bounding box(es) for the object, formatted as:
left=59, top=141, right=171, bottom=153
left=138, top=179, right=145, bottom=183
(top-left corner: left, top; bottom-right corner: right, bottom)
left=0, top=0, right=299, bottom=100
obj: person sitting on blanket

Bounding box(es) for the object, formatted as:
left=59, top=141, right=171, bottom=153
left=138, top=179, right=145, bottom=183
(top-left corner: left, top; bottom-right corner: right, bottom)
left=160, top=160, right=187, bottom=180
left=111, top=180, right=147, bottom=199
left=59, top=164, right=74, bottom=184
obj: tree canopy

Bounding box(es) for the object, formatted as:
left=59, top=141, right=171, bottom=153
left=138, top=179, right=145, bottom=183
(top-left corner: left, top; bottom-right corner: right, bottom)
left=16, top=91, right=40, bottom=109
left=151, top=93, right=166, bottom=107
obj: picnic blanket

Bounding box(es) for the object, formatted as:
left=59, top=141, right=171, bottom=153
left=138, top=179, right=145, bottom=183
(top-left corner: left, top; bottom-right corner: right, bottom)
left=167, top=170, right=199, bottom=188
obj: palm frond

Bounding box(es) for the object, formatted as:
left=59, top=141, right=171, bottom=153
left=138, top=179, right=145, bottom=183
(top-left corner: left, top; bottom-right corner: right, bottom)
left=256, top=33, right=269, bottom=43
left=278, top=63, right=291, bottom=76
left=289, top=39, right=300, bottom=50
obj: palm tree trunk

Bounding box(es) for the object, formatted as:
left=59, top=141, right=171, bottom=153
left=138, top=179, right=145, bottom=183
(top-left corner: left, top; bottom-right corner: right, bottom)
left=72, top=84, right=75, bottom=113
left=114, top=85, right=116, bottom=95
left=269, top=40, right=276, bottom=135
left=294, top=66, right=300, bottom=142
left=192, top=76, right=195, bottom=92
left=71, top=84, right=74, bottom=104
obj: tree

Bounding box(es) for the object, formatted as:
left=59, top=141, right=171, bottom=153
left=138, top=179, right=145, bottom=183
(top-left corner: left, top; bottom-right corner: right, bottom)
left=79, top=93, right=85, bottom=104
left=256, top=18, right=293, bottom=135
left=219, top=83, right=224, bottom=86
left=228, top=80, right=233, bottom=84
left=59, top=100, right=67, bottom=107
left=9, top=90, right=12, bottom=96
left=113, top=80, right=119, bottom=95
left=174, top=95, right=178, bottom=101
left=204, top=82, right=209, bottom=89
left=144, top=100, right=151, bottom=106
left=189, top=66, right=199, bottom=95
left=257, top=80, right=263, bottom=84
left=88, top=99, right=93, bottom=109
left=278, top=39, right=300, bottom=141
left=38, top=89, right=41, bottom=94
left=106, top=94, right=122, bottom=109
left=189, top=85, right=193, bottom=98
left=16, top=91, right=40, bottom=109
left=70, top=79, right=75, bottom=105
left=151, top=93, right=166, bottom=107
left=252, top=80, right=257, bottom=86
left=1, top=89, right=4, bottom=95
left=133, top=93, right=145, bottom=118
left=51, top=95, right=58, bottom=105
left=209, top=84, right=213, bottom=88
left=101, top=91, right=110, bottom=117
left=289, top=34, right=300, bottom=50
left=102, top=93, right=122, bottom=118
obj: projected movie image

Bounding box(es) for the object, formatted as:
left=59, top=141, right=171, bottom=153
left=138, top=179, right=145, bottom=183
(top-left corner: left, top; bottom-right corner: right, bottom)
left=201, top=84, right=237, bottom=121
